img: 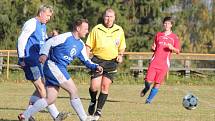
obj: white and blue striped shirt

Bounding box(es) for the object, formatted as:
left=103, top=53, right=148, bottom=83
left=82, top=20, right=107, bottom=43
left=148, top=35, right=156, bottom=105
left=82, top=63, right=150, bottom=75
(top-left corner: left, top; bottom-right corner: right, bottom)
left=40, top=32, right=98, bottom=70
left=17, top=18, right=47, bottom=66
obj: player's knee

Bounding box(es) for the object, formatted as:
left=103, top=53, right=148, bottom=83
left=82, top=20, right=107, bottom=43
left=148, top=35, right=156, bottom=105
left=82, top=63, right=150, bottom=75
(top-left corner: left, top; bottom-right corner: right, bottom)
left=46, top=98, right=55, bottom=105
left=37, top=86, right=46, bottom=97
left=67, top=88, right=79, bottom=98
left=153, top=83, right=161, bottom=88
left=90, top=81, right=101, bottom=91
left=101, top=84, right=110, bottom=93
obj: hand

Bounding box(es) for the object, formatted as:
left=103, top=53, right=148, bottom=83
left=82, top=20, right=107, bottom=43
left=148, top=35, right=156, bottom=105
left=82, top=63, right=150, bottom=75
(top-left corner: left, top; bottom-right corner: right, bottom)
left=167, top=43, right=174, bottom=51
left=39, top=55, right=48, bottom=64
left=116, top=55, right=123, bottom=63
left=96, top=65, right=103, bottom=74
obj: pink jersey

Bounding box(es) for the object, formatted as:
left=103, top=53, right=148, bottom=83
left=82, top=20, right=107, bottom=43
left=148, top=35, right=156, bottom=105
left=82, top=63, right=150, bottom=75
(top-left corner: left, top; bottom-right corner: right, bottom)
left=149, top=32, right=180, bottom=70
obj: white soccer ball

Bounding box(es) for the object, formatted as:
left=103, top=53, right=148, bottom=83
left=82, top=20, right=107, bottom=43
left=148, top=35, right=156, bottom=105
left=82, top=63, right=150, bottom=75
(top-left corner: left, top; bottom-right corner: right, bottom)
left=182, top=93, right=198, bottom=110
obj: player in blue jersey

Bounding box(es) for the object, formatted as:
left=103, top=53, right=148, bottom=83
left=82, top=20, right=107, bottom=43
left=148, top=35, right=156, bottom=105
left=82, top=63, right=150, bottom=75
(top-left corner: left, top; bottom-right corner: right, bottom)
left=17, top=5, right=68, bottom=121
left=19, top=19, right=103, bottom=121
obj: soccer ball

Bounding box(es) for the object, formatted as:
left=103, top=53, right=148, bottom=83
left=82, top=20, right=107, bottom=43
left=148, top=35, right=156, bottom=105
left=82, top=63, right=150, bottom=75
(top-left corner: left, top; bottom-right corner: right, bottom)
left=182, top=93, right=198, bottom=110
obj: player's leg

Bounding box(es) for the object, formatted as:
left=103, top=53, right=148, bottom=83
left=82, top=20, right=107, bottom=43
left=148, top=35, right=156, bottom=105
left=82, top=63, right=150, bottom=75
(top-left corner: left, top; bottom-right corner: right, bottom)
left=145, top=83, right=160, bottom=104
left=60, top=78, right=89, bottom=121
left=21, top=86, right=59, bottom=120
left=145, top=69, right=166, bottom=104
left=140, top=81, right=152, bottom=97
left=19, top=66, right=46, bottom=120
left=46, top=86, right=69, bottom=121
left=32, top=67, right=61, bottom=119
left=43, top=61, right=71, bottom=121
left=93, top=76, right=112, bottom=120
left=140, top=67, right=155, bottom=97
left=27, top=91, right=41, bottom=109
left=44, top=60, right=88, bottom=120
left=88, top=76, right=102, bottom=115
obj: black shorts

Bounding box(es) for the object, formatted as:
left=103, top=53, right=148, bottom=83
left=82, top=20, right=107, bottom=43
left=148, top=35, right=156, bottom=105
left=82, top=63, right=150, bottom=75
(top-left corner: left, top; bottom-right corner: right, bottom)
left=90, top=56, right=118, bottom=81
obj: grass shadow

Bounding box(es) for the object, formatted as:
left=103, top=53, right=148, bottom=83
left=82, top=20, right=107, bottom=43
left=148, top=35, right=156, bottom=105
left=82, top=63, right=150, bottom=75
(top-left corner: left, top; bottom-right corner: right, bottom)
left=0, top=119, right=18, bottom=121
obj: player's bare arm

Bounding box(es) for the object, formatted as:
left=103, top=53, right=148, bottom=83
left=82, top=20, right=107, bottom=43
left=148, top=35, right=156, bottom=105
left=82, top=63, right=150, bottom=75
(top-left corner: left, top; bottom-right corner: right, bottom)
left=116, top=49, right=125, bottom=63
left=151, top=43, right=156, bottom=51
left=167, top=43, right=180, bottom=54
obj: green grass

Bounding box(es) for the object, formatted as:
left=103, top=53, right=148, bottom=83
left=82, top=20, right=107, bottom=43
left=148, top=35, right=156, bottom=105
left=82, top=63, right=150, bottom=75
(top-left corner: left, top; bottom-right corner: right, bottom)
left=0, top=81, right=214, bottom=121
left=1, top=70, right=215, bottom=85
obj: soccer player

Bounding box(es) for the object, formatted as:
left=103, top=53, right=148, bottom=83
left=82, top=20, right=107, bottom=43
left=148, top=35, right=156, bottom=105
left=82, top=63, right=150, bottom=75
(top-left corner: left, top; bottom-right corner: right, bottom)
left=86, top=8, right=126, bottom=120
left=140, top=16, right=180, bottom=104
left=17, top=5, right=67, bottom=121
left=19, top=19, right=103, bottom=121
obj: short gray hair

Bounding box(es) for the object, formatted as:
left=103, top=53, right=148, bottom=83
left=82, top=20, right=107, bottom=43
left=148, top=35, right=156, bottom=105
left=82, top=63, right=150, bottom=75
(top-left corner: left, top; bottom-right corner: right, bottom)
left=37, top=4, right=53, bottom=15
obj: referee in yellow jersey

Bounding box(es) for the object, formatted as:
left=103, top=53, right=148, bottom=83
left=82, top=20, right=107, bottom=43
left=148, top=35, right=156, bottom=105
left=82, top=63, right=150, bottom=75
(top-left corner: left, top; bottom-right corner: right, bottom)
left=86, top=8, right=126, bottom=120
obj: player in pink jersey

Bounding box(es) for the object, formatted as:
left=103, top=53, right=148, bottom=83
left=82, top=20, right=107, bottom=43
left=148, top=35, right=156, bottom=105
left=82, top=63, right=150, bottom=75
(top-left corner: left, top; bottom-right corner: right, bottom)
left=140, top=16, right=180, bottom=104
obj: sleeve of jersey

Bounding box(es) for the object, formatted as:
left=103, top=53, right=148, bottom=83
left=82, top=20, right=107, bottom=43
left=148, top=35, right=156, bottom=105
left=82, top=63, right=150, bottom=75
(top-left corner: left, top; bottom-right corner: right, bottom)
left=17, top=20, right=36, bottom=58
left=40, top=35, right=67, bottom=56
left=152, top=34, right=158, bottom=51
left=174, top=36, right=181, bottom=51
left=78, top=44, right=98, bottom=70
left=118, top=28, right=126, bottom=50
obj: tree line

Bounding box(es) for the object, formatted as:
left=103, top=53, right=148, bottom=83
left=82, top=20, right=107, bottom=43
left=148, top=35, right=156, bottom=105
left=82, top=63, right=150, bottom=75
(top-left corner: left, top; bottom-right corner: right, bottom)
left=0, top=0, right=214, bottom=53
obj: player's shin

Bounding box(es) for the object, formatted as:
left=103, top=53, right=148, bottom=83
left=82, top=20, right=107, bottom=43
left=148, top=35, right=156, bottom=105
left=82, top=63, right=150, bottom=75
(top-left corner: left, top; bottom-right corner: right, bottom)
left=27, top=95, right=40, bottom=109
left=89, top=88, right=97, bottom=103
left=96, top=92, right=108, bottom=114
left=146, top=87, right=158, bottom=103
left=47, top=104, right=59, bottom=119
left=23, top=98, right=48, bottom=119
left=70, top=98, right=87, bottom=121
left=88, top=88, right=98, bottom=115
left=140, top=81, right=151, bottom=97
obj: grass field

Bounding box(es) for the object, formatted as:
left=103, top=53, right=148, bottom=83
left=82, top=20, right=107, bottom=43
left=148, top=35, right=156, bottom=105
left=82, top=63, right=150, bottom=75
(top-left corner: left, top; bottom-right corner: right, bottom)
left=0, top=81, right=214, bottom=121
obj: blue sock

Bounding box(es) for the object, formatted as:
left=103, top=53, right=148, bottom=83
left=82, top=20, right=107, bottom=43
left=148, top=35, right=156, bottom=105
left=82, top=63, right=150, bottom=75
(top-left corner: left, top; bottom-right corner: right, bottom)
left=146, top=88, right=158, bottom=103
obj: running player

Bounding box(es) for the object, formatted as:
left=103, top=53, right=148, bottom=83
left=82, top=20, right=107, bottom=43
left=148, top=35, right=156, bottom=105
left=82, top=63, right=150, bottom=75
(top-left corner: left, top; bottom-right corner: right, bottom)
left=140, top=16, right=180, bottom=104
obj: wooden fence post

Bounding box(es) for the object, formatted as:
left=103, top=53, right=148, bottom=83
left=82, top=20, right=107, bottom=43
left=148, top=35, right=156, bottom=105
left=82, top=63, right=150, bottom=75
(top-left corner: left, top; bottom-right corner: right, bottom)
left=138, top=59, right=143, bottom=77
left=0, top=53, right=2, bottom=75
left=184, top=60, right=191, bottom=78
left=6, top=51, right=10, bottom=80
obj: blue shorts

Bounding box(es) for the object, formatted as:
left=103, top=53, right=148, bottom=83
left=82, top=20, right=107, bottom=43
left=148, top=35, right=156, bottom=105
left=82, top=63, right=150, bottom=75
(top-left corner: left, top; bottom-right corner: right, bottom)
left=22, top=64, right=44, bottom=81
left=43, top=60, right=70, bottom=87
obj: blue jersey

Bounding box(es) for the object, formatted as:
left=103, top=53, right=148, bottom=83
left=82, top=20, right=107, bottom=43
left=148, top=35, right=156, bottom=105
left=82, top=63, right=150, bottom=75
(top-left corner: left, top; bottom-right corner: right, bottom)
left=40, top=32, right=98, bottom=70
left=17, top=18, right=47, bottom=66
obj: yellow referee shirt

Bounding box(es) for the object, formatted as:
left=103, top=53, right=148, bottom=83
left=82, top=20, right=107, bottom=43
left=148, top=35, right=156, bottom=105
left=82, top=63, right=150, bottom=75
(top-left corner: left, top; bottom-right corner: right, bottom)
left=86, top=24, right=126, bottom=60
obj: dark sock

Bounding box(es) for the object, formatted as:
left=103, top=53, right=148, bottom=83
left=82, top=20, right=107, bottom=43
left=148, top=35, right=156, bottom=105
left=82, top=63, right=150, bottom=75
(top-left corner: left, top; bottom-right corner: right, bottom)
left=89, top=88, right=97, bottom=103
left=142, top=81, right=151, bottom=94
left=96, top=92, right=108, bottom=112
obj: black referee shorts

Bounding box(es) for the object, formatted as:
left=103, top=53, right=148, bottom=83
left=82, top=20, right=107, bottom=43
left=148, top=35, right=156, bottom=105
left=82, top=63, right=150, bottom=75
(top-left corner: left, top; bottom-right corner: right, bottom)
left=90, top=56, right=118, bottom=81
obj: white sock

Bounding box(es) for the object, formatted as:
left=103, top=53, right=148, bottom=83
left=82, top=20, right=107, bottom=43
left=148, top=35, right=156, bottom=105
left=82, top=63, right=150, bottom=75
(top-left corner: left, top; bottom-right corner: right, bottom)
left=23, top=98, right=48, bottom=119
left=27, top=96, right=40, bottom=109
left=70, top=98, right=87, bottom=121
left=47, top=104, right=59, bottom=119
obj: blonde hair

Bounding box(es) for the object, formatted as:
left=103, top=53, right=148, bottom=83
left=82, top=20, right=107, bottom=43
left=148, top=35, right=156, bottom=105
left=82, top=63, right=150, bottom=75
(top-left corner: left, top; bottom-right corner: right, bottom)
left=103, top=8, right=115, bottom=17
left=37, top=4, right=53, bottom=16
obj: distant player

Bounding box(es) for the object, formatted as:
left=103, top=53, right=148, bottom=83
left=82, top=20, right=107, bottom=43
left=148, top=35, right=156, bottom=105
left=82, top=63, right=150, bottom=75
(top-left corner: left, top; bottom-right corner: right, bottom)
left=140, top=16, right=180, bottom=104
left=19, top=19, right=103, bottom=121
left=17, top=4, right=68, bottom=121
